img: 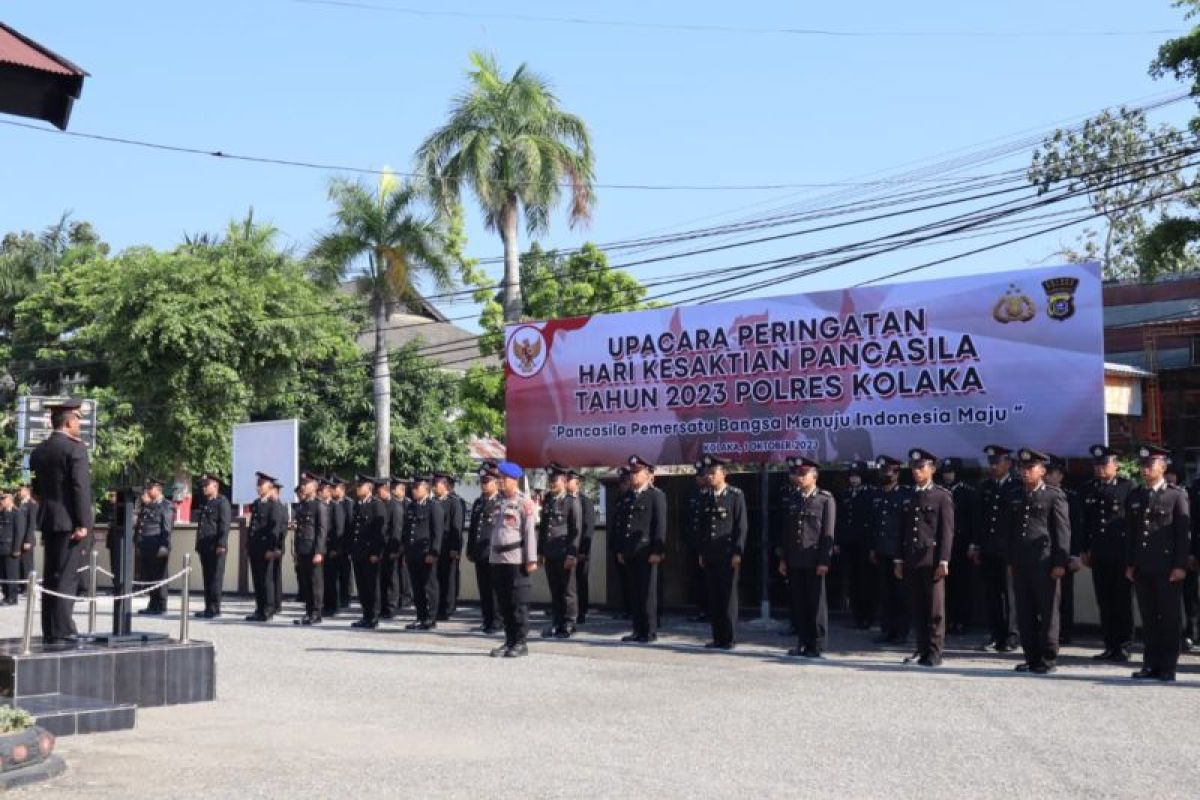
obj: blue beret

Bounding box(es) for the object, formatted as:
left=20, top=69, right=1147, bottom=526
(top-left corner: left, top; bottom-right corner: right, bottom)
left=497, top=461, right=523, bottom=479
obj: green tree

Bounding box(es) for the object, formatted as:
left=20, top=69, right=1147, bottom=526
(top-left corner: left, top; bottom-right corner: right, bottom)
left=459, top=242, right=652, bottom=438
left=1028, top=107, right=1190, bottom=280
left=311, top=173, right=458, bottom=477
left=417, top=51, right=595, bottom=324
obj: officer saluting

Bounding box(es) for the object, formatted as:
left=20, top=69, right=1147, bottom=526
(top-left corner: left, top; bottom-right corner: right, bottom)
left=696, top=455, right=747, bottom=650
left=135, top=478, right=174, bottom=616
left=1079, top=445, right=1135, bottom=662
left=194, top=474, right=231, bottom=619
left=778, top=456, right=834, bottom=658
left=402, top=475, right=444, bottom=630
left=487, top=462, right=539, bottom=658
left=539, top=463, right=582, bottom=639
left=1007, top=449, right=1071, bottom=675
left=619, top=456, right=668, bottom=644
left=466, top=461, right=501, bottom=634
left=896, top=449, right=953, bottom=667
left=1126, top=445, right=1192, bottom=682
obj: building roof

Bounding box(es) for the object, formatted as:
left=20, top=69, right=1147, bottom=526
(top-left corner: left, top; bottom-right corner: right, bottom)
left=0, top=23, right=87, bottom=77
left=1104, top=362, right=1155, bottom=379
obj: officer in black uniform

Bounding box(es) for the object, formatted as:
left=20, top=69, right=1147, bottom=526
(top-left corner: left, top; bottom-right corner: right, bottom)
left=970, top=444, right=1020, bottom=652
left=373, top=478, right=397, bottom=620
left=0, top=490, right=20, bottom=604
left=246, top=472, right=287, bottom=622
left=194, top=474, right=231, bottom=618
left=567, top=469, right=595, bottom=626
left=619, top=456, right=668, bottom=644
left=322, top=475, right=348, bottom=618
left=871, top=455, right=911, bottom=645
left=1187, top=473, right=1200, bottom=652
left=683, top=466, right=709, bottom=623
left=897, top=449, right=954, bottom=667
left=837, top=460, right=877, bottom=630
left=135, top=478, right=174, bottom=616
left=1078, top=445, right=1135, bottom=662
left=467, top=462, right=501, bottom=633
left=779, top=456, right=834, bottom=657
left=403, top=475, right=444, bottom=630
left=14, top=485, right=36, bottom=592
left=937, top=458, right=976, bottom=636
left=1044, top=455, right=1082, bottom=646
left=382, top=477, right=408, bottom=620
left=539, top=464, right=583, bottom=639
left=610, top=467, right=634, bottom=620
left=347, top=474, right=387, bottom=629
left=433, top=473, right=465, bottom=620
left=1127, top=445, right=1192, bottom=682
left=270, top=478, right=287, bottom=613
left=1006, top=449, right=1071, bottom=674
left=291, top=472, right=329, bottom=626
left=336, top=476, right=356, bottom=610
left=694, top=455, right=747, bottom=650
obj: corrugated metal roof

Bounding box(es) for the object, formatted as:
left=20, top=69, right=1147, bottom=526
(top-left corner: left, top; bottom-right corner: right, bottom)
left=1104, top=361, right=1156, bottom=379
left=1106, top=348, right=1192, bottom=371
left=0, top=23, right=87, bottom=77
left=1104, top=298, right=1200, bottom=329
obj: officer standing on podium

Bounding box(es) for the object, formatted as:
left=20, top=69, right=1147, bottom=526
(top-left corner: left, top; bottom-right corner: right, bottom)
left=1126, top=445, right=1191, bottom=682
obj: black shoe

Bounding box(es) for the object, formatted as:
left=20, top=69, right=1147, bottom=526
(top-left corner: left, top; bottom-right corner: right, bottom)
left=1092, top=648, right=1115, bottom=661
left=1157, top=672, right=1177, bottom=682
left=245, top=613, right=267, bottom=622
left=802, top=648, right=823, bottom=659
left=874, top=634, right=894, bottom=645
left=1131, top=667, right=1158, bottom=680
left=687, top=613, right=708, bottom=623
left=419, top=621, right=437, bottom=631
left=490, top=645, right=509, bottom=658
left=436, top=614, right=450, bottom=622
left=193, top=611, right=209, bottom=619
left=294, top=617, right=310, bottom=626
left=621, top=634, right=647, bottom=643
left=995, top=642, right=1016, bottom=653
left=1182, top=638, right=1194, bottom=653
left=1014, top=663, right=1031, bottom=672
left=917, top=656, right=938, bottom=668
left=481, top=625, right=496, bottom=634
left=350, top=619, right=369, bottom=628
left=404, top=621, right=423, bottom=630
left=380, top=612, right=395, bottom=620
left=137, top=607, right=162, bottom=616
left=1058, top=635, right=1072, bottom=646
left=903, top=652, right=921, bottom=664
left=704, top=641, right=721, bottom=649
left=541, top=626, right=558, bottom=639
left=1108, top=650, right=1131, bottom=663
left=323, top=609, right=338, bottom=619
left=556, top=625, right=576, bottom=639
left=1031, top=663, right=1055, bottom=675
left=504, top=643, right=529, bottom=658
left=575, top=617, right=587, bottom=626
left=719, top=642, right=735, bottom=651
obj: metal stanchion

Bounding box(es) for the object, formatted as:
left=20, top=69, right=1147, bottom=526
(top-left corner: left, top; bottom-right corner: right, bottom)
left=179, top=553, right=191, bottom=644
left=20, top=571, right=37, bottom=655
left=87, top=549, right=99, bottom=635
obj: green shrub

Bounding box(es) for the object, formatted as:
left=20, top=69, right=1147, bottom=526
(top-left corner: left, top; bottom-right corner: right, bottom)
left=0, top=707, right=34, bottom=734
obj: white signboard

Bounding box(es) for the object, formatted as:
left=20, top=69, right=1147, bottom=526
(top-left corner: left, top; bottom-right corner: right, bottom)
left=231, top=419, right=299, bottom=505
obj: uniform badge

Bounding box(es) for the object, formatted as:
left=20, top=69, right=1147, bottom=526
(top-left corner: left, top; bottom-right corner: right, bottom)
left=1041, top=276, right=1079, bottom=321
left=992, top=284, right=1036, bottom=324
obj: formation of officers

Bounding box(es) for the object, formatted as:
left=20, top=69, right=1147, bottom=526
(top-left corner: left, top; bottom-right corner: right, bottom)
left=114, top=442, right=1194, bottom=677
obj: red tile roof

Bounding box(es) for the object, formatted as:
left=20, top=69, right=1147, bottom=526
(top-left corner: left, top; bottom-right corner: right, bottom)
left=0, top=22, right=87, bottom=78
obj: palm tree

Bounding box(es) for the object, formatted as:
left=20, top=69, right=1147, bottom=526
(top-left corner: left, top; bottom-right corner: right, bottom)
left=311, top=173, right=456, bottom=476
left=418, top=51, right=595, bottom=323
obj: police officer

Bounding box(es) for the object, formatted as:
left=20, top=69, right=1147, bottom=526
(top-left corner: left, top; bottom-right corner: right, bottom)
left=1078, top=445, right=1135, bottom=662
left=269, top=477, right=287, bottom=614
left=373, top=478, right=397, bottom=620
left=403, top=476, right=444, bottom=630
left=488, top=461, right=539, bottom=658
left=1187, top=472, right=1200, bottom=651
left=1006, top=449, right=1071, bottom=674
left=347, top=474, right=387, bottom=629
left=467, top=462, right=501, bottom=633
left=691, top=455, right=747, bottom=650
left=777, top=457, right=834, bottom=657
left=0, top=490, right=20, bottom=604
left=567, top=469, right=595, bottom=626
left=135, top=478, right=174, bottom=616
left=539, top=464, right=582, bottom=639
left=1127, top=445, right=1192, bottom=682
left=871, top=455, right=912, bottom=645
left=291, top=472, right=328, bottom=626
left=246, top=472, right=287, bottom=622
left=1044, top=455, right=1082, bottom=646
left=683, top=465, right=709, bottom=623
left=322, top=475, right=349, bottom=618
left=897, top=449, right=954, bottom=667
left=619, top=456, right=668, bottom=644
left=382, top=477, right=408, bottom=620
left=610, top=467, right=634, bottom=620
left=970, top=444, right=1020, bottom=653
left=937, top=458, right=976, bottom=636
left=194, top=474, right=231, bottom=619
left=837, top=460, right=877, bottom=630
left=433, top=473, right=465, bottom=620
left=14, top=484, right=36, bottom=592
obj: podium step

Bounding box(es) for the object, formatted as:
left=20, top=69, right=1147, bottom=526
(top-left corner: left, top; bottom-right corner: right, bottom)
left=10, top=693, right=136, bottom=737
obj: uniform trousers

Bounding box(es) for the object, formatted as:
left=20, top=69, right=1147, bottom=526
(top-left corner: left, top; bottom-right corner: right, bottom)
left=352, top=555, right=379, bottom=624
left=1135, top=571, right=1182, bottom=676
left=406, top=551, right=439, bottom=623
left=474, top=558, right=496, bottom=628
left=788, top=568, right=826, bottom=652
left=545, top=557, right=577, bottom=630
left=842, top=543, right=876, bottom=628
left=1181, top=569, right=1198, bottom=642
left=879, top=558, right=909, bottom=640
left=628, top=553, right=658, bottom=638
left=703, top=556, right=739, bottom=647
left=945, top=549, right=973, bottom=631
left=980, top=553, right=1018, bottom=646
left=197, top=545, right=225, bottom=614
left=1091, top=557, right=1134, bottom=654
left=907, top=564, right=946, bottom=662
left=296, top=557, right=324, bottom=618
left=139, top=549, right=169, bottom=612
left=574, top=556, right=590, bottom=624
left=378, top=554, right=399, bottom=616
left=492, top=563, right=531, bottom=647
left=248, top=550, right=277, bottom=617
left=41, top=531, right=83, bottom=639
left=1012, top=559, right=1061, bottom=667
left=436, top=555, right=459, bottom=618
left=0, top=553, right=17, bottom=602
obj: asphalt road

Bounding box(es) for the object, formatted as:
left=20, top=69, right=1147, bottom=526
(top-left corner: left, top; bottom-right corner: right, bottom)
left=4, top=597, right=1198, bottom=799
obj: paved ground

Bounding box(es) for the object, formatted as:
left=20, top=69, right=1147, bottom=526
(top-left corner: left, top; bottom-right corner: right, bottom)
left=3, top=596, right=1198, bottom=799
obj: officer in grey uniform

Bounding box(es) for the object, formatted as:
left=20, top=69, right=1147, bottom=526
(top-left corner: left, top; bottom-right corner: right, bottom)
left=194, top=473, right=231, bottom=618
left=1007, top=449, right=1071, bottom=674
left=897, top=449, right=954, bottom=667
left=696, top=455, right=747, bottom=650
left=135, top=477, right=174, bottom=616
left=1079, top=445, right=1135, bottom=662
left=488, top=461, right=539, bottom=658
left=466, top=462, right=501, bottom=633
left=539, top=463, right=582, bottom=639
left=779, top=456, right=835, bottom=657
left=872, top=455, right=911, bottom=645
left=291, top=472, right=329, bottom=625
left=1127, top=444, right=1192, bottom=682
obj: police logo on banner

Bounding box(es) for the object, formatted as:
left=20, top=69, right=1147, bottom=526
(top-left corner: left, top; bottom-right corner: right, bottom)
left=1041, top=276, right=1079, bottom=321
left=506, top=325, right=548, bottom=377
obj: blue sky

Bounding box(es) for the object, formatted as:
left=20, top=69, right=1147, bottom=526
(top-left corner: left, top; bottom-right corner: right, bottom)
left=2, top=1, right=1195, bottom=328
